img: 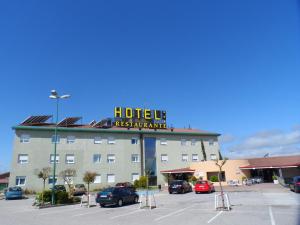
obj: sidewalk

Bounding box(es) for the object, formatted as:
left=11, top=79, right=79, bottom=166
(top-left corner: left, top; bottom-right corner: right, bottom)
left=214, top=183, right=290, bottom=193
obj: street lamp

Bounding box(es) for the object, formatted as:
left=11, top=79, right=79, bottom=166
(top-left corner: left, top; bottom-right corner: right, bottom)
left=49, top=90, right=70, bottom=205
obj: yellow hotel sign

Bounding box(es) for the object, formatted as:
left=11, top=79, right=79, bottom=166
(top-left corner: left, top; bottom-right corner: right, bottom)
left=114, top=107, right=167, bottom=129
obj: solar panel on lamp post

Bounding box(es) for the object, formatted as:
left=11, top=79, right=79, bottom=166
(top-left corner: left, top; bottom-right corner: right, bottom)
left=49, top=90, right=70, bottom=205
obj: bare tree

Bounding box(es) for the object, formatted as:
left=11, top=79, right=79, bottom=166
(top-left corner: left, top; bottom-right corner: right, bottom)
left=83, top=171, right=97, bottom=207
left=215, top=157, right=227, bottom=210
left=59, top=169, right=76, bottom=197
left=37, top=167, right=51, bottom=204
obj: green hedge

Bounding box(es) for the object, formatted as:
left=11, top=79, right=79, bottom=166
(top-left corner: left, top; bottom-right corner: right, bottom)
left=37, top=190, right=71, bottom=204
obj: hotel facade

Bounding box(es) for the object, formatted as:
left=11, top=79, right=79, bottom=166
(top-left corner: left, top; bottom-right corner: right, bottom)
left=9, top=108, right=221, bottom=191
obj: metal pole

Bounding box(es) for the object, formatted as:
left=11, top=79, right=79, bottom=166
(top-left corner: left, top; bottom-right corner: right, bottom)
left=51, top=98, right=59, bottom=205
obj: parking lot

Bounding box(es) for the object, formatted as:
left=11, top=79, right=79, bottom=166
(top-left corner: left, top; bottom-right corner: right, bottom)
left=0, top=184, right=299, bottom=225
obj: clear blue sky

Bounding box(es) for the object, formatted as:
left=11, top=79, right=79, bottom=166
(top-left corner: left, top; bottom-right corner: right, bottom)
left=0, top=1, right=300, bottom=172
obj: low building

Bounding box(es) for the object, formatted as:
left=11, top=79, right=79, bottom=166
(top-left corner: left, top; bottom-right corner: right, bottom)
left=162, top=155, right=300, bottom=186
left=0, top=172, right=10, bottom=191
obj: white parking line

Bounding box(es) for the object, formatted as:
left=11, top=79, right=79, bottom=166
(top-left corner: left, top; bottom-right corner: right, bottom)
left=207, top=211, right=223, bottom=224
left=110, top=209, right=142, bottom=219
left=38, top=207, right=82, bottom=216
left=269, top=206, right=276, bottom=225
left=154, top=204, right=195, bottom=222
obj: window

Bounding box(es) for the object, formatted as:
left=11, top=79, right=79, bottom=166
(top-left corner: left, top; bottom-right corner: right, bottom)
left=94, top=175, right=101, bottom=184
left=161, top=154, right=168, bottom=162
left=192, top=154, right=199, bottom=162
left=16, top=176, right=26, bottom=186
left=132, top=173, right=139, bottom=182
left=20, top=134, right=30, bottom=143
left=50, top=154, right=59, bottom=163
left=48, top=176, right=57, bottom=184
left=191, top=139, right=196, bottom=146
left=131, top=138, right=138, bottom=144
left=107, top=174, right=115, bottom=183
left=66, top=136, right=75, bottom=144
left=131, top=154, right=139, bottom=163
left=207, top=171, right=226, bottom=182
left=160, top=138, right=167, bottom=145
left=182, top=154, right=188, bottom=162
left=18, top=154, right=28, bottom=164
left=93, top=154, right=101, bottom=163
left=210, top=154, right=217, bottom=160
left=107, top=154, right=116, bottom=163
left=65, top=154, right=75, bottom=164
left=51, top=135, right=60, bottom=144
left=94, top=137, right=102, bottom=144
left=181, top=139, right=187, bottom=146
left=209, top=139, right=214, bottom=146
left=107, top=137, right=115, bottom=144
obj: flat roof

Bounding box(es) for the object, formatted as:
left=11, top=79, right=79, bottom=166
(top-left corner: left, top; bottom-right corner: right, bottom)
left=12, top=125, right=220, bottom=136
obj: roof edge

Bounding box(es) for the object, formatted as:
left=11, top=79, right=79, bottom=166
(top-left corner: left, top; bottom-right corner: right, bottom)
left=12, top=125, right=221, bottom=136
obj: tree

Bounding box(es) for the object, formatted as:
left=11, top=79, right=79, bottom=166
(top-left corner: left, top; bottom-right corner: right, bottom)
left=59, top=169, right=76, bottom=197
left=37, top=167, right=51, bottom=204
left=215, top=158, right=228, bottom=210
left=201, top=140, right=207, bottom=161
left=83, top=171, right=97, bottom=207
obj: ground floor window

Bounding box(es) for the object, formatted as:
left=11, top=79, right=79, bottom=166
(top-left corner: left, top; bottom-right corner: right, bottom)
left=48, top=176, right=58, bottom=184
left=94, top=175, right=101, bottom=184
left=132, top=173, right=139, bottom=182
left=207, top=171, right=226, bottom=182
left=16, top=176, right=26, bottom=186
left=107, top=174, right=115, bottom=183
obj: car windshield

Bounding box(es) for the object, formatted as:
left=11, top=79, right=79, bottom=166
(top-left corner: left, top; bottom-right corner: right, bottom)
left=196, top=181, right=207, bottom=184
left=171, top=181, right=183, bottom=185
left=8, top=187, right=20, bottom=192
left=102, top=187, right=115, bottom=193
left=296, top=177, right=300, bottom=183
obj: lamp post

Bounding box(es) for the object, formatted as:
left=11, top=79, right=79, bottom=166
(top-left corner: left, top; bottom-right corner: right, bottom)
left=49, top=90, right=70, bottom=205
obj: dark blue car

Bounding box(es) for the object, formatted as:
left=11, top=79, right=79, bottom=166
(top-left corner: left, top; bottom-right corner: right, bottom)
left=5, top=187, right=23, bottom=200
left=96, top=187, right=139, bottom=207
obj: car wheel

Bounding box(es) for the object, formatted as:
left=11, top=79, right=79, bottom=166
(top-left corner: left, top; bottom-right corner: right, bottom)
left=117, top=199, right=123, bottom=207
left=195, top=192, right=198, bottom=194
left=169, top=191, right=172, bottom=194
left=100, top=204, right=105, bottom=207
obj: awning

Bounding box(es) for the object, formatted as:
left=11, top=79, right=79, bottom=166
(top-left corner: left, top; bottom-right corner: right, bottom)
left=240, top=165, right=299, bottom=170
left=160, top=167, right=195, bottom=174
left=0, top=178, right=9, bottom=184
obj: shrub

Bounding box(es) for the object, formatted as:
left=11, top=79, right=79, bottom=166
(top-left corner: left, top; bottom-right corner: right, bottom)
left=36, top=190, right=71, bottom=204
left=134, top=176, right=147, bottom=188
left=24, top=188, right=36, bottom=195
left=37, top=190, right=52, bottom=203
left=56, top=191, right=70, bottom=204
left=210, top=175, right=219, bottom=182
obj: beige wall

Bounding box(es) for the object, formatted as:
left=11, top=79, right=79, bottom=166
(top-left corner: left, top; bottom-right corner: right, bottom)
left=190, top=160, right=251, bottom=185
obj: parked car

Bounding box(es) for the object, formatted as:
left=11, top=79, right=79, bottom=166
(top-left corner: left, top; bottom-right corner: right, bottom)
left=73, top=184, right=86, bottom=196
left=168, top=180, right=192, bottom=194
left=289, top=176, right=300, bottom=193
left=96, top=187, right=139, bottom=207
left=115, top=182, right=135, bottom=191
left=51, top=185, right=66, bottom=192
left=195, top=180, right=215, bottom=194
left=4, top=187, right=23, bottom=200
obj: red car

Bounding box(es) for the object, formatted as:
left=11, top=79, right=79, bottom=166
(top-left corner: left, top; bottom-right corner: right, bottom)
left=195, top=180, right=215, bottom=194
